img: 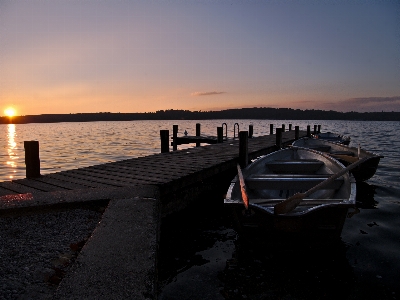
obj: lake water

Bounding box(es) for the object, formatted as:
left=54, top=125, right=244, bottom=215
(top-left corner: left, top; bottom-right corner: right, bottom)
left=1, top=120, right=399, bottom=299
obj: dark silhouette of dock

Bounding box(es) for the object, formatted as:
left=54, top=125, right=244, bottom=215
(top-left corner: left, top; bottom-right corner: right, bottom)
left=0, top=129, right=306, bottom=299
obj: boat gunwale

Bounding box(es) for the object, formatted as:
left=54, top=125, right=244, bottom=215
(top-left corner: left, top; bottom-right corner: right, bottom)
left=293, top=137, right=384, bottom=159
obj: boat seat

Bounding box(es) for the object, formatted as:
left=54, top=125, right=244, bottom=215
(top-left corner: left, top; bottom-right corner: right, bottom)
left=330, top=151, right=355, bottom=156
left=245, top=174, right=344, bottom=190
left=266, top=159, right=324, bottom=174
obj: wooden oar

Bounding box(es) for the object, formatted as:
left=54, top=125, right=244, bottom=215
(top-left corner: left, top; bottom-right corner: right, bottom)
left=274, top=157, right=368, bottom=215
left=237, top=164, right=249, bottom=209
left=330, top=154, right=360, bottom=164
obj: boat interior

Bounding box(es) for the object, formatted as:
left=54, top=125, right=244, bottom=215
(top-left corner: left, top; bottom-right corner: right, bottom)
left=232, top=149, right=352, bottom=210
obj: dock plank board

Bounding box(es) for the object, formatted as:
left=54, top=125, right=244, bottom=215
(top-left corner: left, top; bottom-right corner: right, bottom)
left=32, top=176, right=92, bottom=190
left=60, top=170, right=130, bottom=187
left=0, top=187, right=17, bottom=196
left=12, top=178, right=70, bottom=192
left=71, top=168, right=168, bottom=184
left=46, top=173, right=118, bottom=189
left=0, top=181, right=42, bottom=194
left=92, top=165, right=181, bottom=180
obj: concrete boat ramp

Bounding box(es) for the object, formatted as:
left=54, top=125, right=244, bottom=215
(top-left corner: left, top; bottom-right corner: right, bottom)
left=0, top=130, right=305, bottom=299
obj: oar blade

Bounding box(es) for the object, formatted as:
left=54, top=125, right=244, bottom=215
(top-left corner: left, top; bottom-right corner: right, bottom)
left=237, top=164, right=249, bottom=209
left=274, top=193, right=304, bottom=215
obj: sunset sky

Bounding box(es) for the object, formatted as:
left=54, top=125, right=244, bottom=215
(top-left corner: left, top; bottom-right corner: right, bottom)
left=1, top=0, right=400, bottom=116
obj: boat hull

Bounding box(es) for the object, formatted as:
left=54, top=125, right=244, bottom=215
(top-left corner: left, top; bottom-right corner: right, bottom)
left=293, top=137, right=383, bottom=181
left=225, top=148, right=356, bottom=239
left=312, top=132, right=351, bottom=145
left=227, top=202, right=351, bottom=239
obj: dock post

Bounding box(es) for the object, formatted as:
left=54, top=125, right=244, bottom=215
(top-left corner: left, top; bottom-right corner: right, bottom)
left=196, top=123, right=201, bottom=147
left=239, top=131, right=248, bottom=168
left=217, top=127, right=223, bottom=143
left=295, top=126, right=299, bottom=140
left=289, top=124, right=292, bottom=131
left=314, top=125, right=317, bottom=134
left=307, top=125, right=311, bottom=137
left=160, top=130, right=170, bottom=153
left=24, top=141, right=40, bottom=178
left=172, top=125, right=178, bottom=151
left=276, top=128, right=282, bottom=149
left=318, top=125, right=321, bottom=133
left=270, top=124, right=274, bottom=135
left=249, top=125, right=253, bottom=138
left=282, top=124, right=285, bottom=132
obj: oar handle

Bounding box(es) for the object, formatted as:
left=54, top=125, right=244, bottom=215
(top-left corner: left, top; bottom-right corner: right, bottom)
left=303, top=157, right=366, bottom=198
left=330, top=154, right=359, bottom=164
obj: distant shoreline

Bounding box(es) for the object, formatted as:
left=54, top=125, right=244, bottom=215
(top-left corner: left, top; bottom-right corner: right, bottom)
left=1, top=108, right=399, bottom=124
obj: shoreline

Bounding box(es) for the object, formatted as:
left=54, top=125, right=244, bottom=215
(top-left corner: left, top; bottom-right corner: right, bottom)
left=2, top=109, right=400, bottom=124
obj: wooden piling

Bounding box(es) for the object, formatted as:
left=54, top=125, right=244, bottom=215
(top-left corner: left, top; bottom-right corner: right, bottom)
left=289, top=124, right=292, bottom=131
left=270, top=124, right=274, bottom=135
left=282, top=124, right=285, bottom=132
left=217, top=127, right=223, bottom=143
left=196, top=123, right=201, bottom=147
left=173, top=125, right=178, bottom=151
left=307, top=125, right=311, bottom=137
left=160, top=130, right=169, bottom=153
left=314, top=125, right=317, bottom=134
left=318, top=125, right=321, bottom=133
left=24, top=141, right=40, bottom=178
left=249, top=125, right=253, bottom=138
left=239, top=131, right=248, bottom=168
left=276, top=128, right=282, bottom=149
left=295, top=126, right=299, bottom=140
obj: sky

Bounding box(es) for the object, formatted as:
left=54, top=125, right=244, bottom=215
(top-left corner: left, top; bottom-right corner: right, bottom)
left=1, top=0, right=400, bottom=116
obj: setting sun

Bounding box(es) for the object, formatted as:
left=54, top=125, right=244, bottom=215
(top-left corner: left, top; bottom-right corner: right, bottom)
left=4, top=107, right=16, bottom=117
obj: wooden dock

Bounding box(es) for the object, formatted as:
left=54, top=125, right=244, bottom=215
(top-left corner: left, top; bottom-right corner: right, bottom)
left=0, top=130, right=307, bottom=215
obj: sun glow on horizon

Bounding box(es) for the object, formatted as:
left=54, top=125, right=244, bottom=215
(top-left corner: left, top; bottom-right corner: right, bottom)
left=4, top=107, right=16, bottom=117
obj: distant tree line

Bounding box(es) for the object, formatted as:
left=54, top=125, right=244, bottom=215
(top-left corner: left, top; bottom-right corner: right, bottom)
left=1, top=107, right=399, bottom=124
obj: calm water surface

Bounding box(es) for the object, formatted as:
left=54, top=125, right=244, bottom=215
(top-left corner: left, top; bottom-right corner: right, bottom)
left=1, top=120, right=399, bottom=299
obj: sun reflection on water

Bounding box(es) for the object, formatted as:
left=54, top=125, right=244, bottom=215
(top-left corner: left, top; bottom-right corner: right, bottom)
left=6, top=124, right=18, bottom=179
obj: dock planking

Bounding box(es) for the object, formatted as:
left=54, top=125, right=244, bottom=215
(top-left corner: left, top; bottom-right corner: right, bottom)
left=0, top=130, right=307, bottom=201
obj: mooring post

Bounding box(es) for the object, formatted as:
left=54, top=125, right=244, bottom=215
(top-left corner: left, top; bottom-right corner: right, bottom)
left=282, top=124, right=285, bottom=132
left=289, top=124, right=292, bottom=131
left=172, top=125, right=178, bottom=151
left=196, top=123, right=201, bottom=147
left=307, top=125, right=311, bottom=137
left=318, top=125, right=321, bottom=133
left=239, top=131, right=248, bottom=168
left=160, top=130, right=170, bottom=153
left=24, top=141, right=40, bottom=178
left=295, top=126, right=299, bottom=140
left=249, top=125, right=253, bottom=138
left=276, top=128, right=282, bottom=149
left=314, top=125, right=318, bottom=134
left=217, top=127, right=223, bottom=143
left=270, top=124, right=274, bottom=135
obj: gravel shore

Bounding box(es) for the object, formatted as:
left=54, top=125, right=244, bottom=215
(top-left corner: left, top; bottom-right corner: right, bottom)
left=0, top=208, right=104, bottom=300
